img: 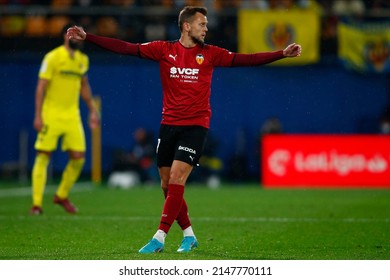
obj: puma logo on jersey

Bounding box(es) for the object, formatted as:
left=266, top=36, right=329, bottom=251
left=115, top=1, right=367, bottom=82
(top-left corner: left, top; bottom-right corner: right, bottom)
left=169, top=54, right=177, bottom=61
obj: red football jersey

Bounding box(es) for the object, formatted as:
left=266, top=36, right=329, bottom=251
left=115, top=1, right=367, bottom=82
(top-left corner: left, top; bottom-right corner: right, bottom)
left=139, top=41, right=235, bottom=128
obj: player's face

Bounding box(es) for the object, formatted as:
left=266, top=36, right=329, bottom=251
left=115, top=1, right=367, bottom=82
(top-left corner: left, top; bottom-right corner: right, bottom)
left=64, top=33, right=82, bottom=50
left=69, top=39, right=82, bottom=50
left=188, top=12, right=208, bottom=44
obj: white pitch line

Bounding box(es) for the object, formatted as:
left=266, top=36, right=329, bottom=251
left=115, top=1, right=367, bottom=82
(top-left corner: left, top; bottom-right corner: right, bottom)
left=0, top=183, right=94, bottom=198
left=0, top=215, right=388, bottom=223
left=1, top=185, right=389, bottom=223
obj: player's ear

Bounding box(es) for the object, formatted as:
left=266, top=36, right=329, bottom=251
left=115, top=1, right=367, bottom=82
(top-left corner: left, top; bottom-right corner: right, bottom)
left=63, top=32, right=68, bottom=43
left=183, top=22, right=190, bottom=32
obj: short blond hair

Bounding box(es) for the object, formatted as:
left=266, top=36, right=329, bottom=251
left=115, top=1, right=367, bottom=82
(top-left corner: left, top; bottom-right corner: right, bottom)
left=178, top=6, right=207, bottom=32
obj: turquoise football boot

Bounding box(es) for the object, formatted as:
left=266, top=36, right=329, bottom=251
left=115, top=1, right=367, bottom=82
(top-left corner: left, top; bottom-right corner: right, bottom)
left=177, top=236, right=198, bottom=253
left=138, top=238, right=164, bottom=254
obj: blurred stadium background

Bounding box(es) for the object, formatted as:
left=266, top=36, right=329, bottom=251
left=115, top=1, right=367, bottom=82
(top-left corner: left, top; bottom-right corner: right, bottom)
left=0, top=0, right=390, bottom=187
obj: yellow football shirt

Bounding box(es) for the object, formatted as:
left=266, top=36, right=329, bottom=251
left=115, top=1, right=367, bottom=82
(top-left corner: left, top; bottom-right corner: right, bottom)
left=38, top=45, right=89, bottom=120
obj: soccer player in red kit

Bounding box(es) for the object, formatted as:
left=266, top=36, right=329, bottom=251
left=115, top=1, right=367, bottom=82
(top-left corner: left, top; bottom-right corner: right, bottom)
left=67, top=6, right=301, bottom=253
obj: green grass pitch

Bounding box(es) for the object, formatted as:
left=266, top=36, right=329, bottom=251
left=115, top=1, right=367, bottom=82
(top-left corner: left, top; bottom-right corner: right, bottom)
left=0, top=181, right=389, bottom=260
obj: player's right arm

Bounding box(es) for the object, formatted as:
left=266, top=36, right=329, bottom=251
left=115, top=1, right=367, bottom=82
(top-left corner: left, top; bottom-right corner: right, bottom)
left=67, top=26, right=139, bottom=56
left=34, top=78, right=48, bottom=132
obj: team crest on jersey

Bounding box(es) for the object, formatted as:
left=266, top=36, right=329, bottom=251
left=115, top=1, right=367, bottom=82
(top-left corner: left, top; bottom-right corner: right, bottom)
left=196, top=54, right=204, bottom=65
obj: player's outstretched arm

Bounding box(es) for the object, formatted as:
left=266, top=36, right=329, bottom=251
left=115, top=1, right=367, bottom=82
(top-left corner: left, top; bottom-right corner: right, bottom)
left=231, top=43, right=302, bottom=67
left=67, top=25, right=139, bottom=56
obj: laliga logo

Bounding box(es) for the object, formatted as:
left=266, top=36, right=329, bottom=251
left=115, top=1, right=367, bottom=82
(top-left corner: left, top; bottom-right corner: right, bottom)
left=365, top=40, right=390, bottom=72
left=268, top=150, right=290, bottom=176
left=268, top=149, right=389, bottom=176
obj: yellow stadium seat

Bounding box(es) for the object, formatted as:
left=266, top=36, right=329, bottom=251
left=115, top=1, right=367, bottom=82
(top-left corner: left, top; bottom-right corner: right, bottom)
left=96, top=17, right=119, bottom=37
left=47, top=16, right=71, bottom=37
left=0, top=16, right=26, bottom=37
left=25, top=16, right=47, bottom=37
left=51, top=0, right=73, bottom=8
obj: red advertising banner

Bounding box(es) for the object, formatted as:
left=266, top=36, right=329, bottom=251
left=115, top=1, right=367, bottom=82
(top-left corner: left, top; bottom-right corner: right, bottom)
left=262, top=135, right=390, bottom=188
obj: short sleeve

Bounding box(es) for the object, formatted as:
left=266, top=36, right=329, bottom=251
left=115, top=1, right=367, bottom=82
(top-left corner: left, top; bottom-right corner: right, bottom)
left=81, top=53, right=89, bottom=76
left=38, top=52, right=55, bottom=80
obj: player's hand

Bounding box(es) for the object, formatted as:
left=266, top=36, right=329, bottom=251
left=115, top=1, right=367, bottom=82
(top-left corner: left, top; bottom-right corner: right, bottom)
left=33, top=116, right=43, bottom=132
left=283, top=43, right=302, bottom=57
left=89, top=111, right=100, bottom=130
left=67, top=26, right=86, bottom=41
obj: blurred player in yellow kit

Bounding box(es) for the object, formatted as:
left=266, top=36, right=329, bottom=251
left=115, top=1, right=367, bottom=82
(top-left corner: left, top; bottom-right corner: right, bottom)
left=30, top=23, right=99, bottom=215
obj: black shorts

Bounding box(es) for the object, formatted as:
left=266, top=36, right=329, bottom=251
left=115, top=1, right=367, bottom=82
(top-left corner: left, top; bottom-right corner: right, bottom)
left=157, top=124, right=209, bottom=167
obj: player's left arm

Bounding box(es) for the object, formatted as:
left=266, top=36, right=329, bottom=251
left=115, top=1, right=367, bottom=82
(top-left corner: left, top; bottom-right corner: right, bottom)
left=231, top=43, right=302, bottom=66
left=80, top=75, right=99, bottom=129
